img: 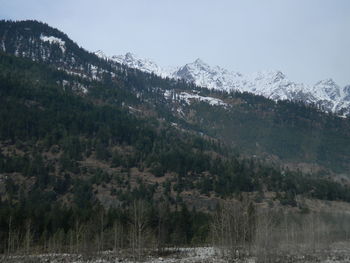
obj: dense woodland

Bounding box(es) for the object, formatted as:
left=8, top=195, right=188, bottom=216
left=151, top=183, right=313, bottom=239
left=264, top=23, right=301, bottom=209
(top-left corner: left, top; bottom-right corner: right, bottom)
left=0, top=20, right=350, bottom=260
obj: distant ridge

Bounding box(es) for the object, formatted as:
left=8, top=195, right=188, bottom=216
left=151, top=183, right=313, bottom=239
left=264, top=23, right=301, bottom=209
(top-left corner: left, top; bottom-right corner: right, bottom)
left=99, top=51, right=350, bottom=116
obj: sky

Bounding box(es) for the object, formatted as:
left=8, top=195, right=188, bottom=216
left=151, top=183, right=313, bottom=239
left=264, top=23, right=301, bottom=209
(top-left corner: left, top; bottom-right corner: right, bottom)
left=0, top=0, right=349, bottom=86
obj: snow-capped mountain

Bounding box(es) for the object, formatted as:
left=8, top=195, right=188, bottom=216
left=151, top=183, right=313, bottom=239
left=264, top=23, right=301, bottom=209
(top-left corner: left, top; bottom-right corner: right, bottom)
left=95, top=51, right=173, bottom=79
left=100, top=51, right=350, bottom=115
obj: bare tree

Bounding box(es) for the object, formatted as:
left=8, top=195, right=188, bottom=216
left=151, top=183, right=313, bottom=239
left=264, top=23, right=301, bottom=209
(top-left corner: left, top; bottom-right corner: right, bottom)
left=211, top=196, right=256, bottom=260
left=254, top=207, right=279, bottom=263
left=24, top=219, right=32, bottom=255
left=113, top=220, right=124, bottom=254
left=7, top=215, right=12, bottom=255
left=99, top=210, right=104, bottom=253
left=129, top=200, right=149, bottom=261
left=156, top=201, right=168, bottom=255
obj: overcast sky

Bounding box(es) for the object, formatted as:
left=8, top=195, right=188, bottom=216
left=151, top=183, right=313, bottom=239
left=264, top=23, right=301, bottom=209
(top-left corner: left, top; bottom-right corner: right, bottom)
left=1, top=0, right=349, bottom=86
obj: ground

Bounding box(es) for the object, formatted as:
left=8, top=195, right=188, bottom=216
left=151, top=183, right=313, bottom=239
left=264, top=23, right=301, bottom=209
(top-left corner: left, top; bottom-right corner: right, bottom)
left=2, top=245, right=350, bottom=263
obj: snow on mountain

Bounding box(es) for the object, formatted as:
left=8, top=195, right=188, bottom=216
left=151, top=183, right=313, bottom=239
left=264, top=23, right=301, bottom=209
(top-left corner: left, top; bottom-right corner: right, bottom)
left=95, top=51, right=173, bottom=79
left=95, top=50, right=109, bottom=60
left=98, top=51, right=350, bottom=115
left=164, top=90, right=228, bottom=107
left=1, top=40, right=5, bottom=52
left=40, top=34, right=66, bottom=53
left=174, top=58, right=243, bottom=92
left=173, top=59, right=349, bottom=114
left=113, top=52, right=164, bottom=76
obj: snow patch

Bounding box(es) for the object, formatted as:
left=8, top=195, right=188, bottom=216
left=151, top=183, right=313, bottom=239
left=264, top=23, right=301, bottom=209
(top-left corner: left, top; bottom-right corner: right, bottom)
left=40, top=34, right=66, bottom=53
left=90, top=64, right=98, bottom=79
left=179, top=92, right=227, bottom=106
left=58, top=68, right=89, bottom=79
left=95, top=50, right=108, bottom=60
left=165, top=90, right=227, bottom=107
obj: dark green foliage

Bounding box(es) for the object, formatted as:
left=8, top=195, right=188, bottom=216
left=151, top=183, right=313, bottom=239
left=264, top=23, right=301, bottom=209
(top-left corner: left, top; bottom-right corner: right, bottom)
left=73, top=179, right=94, bottom=209
left=188, top=94, right=350, bottom=173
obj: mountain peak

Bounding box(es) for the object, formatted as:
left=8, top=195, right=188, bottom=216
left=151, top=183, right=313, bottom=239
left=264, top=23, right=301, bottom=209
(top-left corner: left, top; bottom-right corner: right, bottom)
left=274, top=70, right=285, bottom=80
left=194, top=58, right=206, bottom=65
left=192, top=58, right=210, bottom=68
left=315, top=78, right=337, bottom=87
left=125, top=52, right=136, bottom=59
left=94, top=50, right=107, bottom=59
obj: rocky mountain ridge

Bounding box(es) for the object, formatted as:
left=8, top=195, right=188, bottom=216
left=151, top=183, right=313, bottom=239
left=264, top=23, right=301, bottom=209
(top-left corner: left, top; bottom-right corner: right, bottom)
left=100, top=51, right=350, bottom=116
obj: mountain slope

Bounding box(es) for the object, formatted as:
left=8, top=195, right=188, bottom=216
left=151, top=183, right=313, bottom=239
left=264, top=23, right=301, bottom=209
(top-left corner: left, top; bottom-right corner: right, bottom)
left=2, top=19, right=350, bottom=176
left=2, top=36, right=350, bottom=207
left=0, top=20, right=126, bottom=82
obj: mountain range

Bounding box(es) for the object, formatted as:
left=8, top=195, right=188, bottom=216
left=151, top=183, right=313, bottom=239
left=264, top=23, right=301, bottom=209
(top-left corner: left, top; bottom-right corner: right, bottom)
left=99, top=51, right=350, bottom=116
left=1, top=19, right=349, bottom=117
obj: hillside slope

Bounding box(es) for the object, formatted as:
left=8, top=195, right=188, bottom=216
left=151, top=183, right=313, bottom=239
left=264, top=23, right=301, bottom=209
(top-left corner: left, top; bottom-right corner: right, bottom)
left=1, top=20, right=350, bottom=174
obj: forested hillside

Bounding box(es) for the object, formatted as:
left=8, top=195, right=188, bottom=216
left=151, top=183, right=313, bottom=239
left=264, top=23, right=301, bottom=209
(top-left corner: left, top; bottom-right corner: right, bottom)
left=1, top=20, right=350, bottom=174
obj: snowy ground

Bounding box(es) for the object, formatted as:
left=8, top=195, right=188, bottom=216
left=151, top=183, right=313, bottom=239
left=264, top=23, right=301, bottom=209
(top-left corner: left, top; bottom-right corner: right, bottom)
left=1, top=247, right=225, bottom=263
left=2, top=246, right=350, bottom=263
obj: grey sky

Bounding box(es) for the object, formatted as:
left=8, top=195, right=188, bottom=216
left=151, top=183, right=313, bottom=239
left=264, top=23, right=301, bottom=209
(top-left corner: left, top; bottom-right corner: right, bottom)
left=1, top=0, right=349, bottom=86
